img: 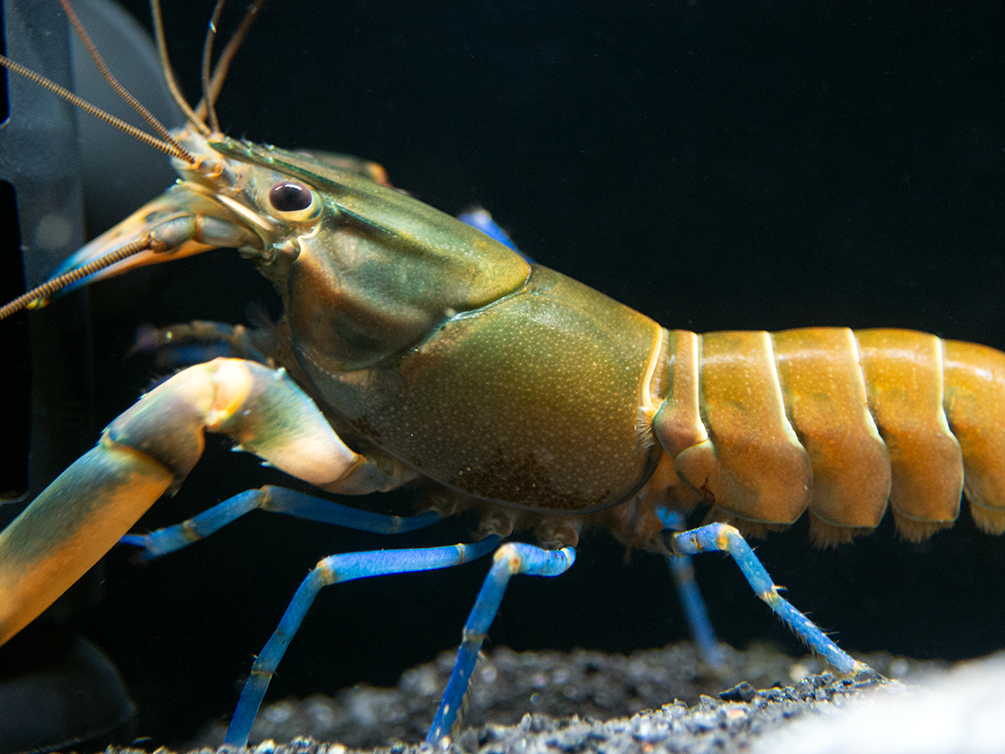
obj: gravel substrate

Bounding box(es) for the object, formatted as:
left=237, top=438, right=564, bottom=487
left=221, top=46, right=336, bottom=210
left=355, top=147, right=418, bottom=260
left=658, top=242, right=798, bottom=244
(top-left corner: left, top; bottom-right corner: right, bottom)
left=160, top=642, right=949, bottom=754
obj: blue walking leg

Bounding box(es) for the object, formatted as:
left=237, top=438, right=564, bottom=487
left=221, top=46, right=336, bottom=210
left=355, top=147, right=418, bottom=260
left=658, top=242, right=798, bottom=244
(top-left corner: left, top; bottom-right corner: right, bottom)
left=224, top=535, right=501, bottom=747
left=671, top=523, right=866, bottom=674
left=426, top=542, right=576, bottom=748
left=658, top=510, right=724, bottom=668
left=457, top=207, right=534, bottom=262
left=119, top=485, right=440, bottom=559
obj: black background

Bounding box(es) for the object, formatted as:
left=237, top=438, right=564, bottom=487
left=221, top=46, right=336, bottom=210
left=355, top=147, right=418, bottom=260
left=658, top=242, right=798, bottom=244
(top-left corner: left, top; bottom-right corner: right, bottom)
left=16, top=0, right=1005, bottom=747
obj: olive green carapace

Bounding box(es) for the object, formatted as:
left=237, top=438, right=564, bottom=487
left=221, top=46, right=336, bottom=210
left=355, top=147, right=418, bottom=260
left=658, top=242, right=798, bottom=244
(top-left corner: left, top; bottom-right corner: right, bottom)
left=298, top=266, right=665, bottom=513
left=219, top=139, right=533, bottom=370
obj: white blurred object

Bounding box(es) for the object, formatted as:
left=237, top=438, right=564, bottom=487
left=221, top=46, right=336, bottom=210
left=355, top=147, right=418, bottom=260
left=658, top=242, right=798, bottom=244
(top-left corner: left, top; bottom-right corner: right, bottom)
left=759, top=653, right=1005, bottom=754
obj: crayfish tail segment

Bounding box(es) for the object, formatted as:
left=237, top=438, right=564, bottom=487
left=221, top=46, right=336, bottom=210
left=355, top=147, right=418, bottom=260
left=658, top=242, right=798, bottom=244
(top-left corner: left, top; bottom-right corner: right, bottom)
left=856, top=330, right=964, bottom=539
left=651, top=327, right=1005, bottom=546
left=0, top=358, right=395, bottom=646
left=943, top=340, right=1005, bottom=536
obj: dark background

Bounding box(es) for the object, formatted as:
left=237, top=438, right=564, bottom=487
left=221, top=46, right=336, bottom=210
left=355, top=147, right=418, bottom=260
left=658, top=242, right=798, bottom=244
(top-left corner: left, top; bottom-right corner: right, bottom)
left=11, top=0, right=1005, bottom=747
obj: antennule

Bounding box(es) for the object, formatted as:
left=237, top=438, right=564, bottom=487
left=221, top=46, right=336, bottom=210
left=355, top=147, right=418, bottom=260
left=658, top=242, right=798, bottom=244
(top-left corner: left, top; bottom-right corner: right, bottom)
left=196, top=0, right=268, bottom=122
left=200, top=0, right=228, bottom=134
left=150, top=0, right=210, bottom=135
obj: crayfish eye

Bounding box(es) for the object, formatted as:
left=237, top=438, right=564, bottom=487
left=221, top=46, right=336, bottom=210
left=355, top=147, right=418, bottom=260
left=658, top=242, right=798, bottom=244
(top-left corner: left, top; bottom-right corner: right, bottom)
left=268, top=181, right=320, bottom=221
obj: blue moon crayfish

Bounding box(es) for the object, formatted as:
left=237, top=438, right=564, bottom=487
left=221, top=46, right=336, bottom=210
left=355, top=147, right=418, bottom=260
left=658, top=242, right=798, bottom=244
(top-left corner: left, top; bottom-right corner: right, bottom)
left=1, top=1, right=1003, bottom=748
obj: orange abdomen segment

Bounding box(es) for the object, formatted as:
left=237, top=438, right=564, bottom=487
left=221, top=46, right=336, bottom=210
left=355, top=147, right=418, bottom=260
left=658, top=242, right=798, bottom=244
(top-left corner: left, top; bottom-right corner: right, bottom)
left=943, top=340, right=1005, bottom=534
left=772, top=328, right=892, bottom=534
left=855, top=329, right=964, bottom=540
left=654, top=327, right=1005, bottom=544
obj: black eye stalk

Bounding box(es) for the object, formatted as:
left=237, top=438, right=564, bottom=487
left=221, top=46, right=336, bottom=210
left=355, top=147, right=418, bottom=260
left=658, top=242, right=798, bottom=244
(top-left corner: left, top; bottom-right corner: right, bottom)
left=269, top=181, right=314, bottom=213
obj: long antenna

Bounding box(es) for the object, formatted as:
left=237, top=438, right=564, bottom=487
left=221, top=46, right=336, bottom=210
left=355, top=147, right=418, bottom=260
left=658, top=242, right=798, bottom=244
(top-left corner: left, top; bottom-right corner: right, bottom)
left=57, top=0, right=194, bottom=163
left=0, top=55, right=192, bottom=161
left=0, top=236, right=158, bottom=320
left=0, top=0, right=274, bottom=315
